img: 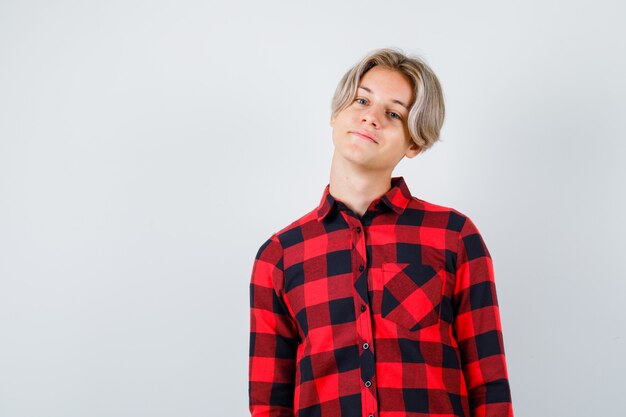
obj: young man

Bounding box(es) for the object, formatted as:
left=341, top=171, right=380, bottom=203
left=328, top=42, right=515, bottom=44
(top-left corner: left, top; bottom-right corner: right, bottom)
left=248, top=48, right=513, bottom=417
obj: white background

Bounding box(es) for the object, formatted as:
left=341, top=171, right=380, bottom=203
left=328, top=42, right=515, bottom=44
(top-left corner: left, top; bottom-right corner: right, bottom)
left=1, top=1, right=625, bottom=416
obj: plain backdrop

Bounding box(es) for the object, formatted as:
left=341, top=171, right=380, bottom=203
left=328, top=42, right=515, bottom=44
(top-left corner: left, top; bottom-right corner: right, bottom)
left=1, top=1, right=625, bottom=416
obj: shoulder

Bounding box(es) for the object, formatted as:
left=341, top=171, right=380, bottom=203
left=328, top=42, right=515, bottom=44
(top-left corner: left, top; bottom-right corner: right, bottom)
left=409, top=197, right=491, bottom=262
left=407, top=196, right=480, bottom=234
left=255, top=207, right=319, bottom=259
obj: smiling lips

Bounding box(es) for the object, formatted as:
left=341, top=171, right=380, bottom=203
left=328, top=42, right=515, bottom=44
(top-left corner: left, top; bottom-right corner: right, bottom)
left=350, top=131, right=378, bottom=144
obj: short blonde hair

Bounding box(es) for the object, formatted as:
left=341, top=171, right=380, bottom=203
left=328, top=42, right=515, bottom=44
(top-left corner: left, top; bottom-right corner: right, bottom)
left=331, top=48, right=445, bottom=152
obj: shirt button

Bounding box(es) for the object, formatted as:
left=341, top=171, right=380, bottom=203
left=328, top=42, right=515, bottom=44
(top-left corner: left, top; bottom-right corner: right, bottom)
left=359, top=265, right=364, bottom=272
left=363, top=342, right=369, bottom=350
left=356, top=226, right=361, bottom=233
left=361, top=305, right=367, bottom=312
left=365, top=380, right=372, bottom=387
left=369, top=414, right=374, bottom=417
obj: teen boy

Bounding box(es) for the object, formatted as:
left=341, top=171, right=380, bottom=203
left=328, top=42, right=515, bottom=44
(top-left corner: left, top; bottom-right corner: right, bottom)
left=248, top=48, right=513, bottom=417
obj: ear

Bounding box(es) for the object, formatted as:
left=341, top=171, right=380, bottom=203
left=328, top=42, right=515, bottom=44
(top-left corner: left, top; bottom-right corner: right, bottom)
left=404, top=141, right=422, bottom=159
left=330, top=114, right=335, bottom=127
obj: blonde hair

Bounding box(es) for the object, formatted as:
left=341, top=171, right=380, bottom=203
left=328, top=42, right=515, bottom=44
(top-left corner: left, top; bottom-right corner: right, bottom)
left=331, top=48, right=445, bottom=152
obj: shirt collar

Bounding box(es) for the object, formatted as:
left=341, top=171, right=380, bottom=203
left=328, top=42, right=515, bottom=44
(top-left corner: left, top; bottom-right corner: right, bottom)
left=316, top=176, right=413, bottom=221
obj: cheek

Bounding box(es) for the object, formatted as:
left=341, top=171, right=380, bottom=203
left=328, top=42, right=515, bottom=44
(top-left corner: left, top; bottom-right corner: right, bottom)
left=334, top=114, right=352, bottom=131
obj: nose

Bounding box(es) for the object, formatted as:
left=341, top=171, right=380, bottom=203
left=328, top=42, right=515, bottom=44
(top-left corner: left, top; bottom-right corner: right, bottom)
left=361, top=106, right=382, bottom=127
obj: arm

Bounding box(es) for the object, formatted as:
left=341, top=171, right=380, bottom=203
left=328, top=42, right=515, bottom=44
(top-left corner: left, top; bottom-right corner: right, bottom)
left=453, top=216, right=514, bottom=417
left=249, top=235, right=299, bottom=417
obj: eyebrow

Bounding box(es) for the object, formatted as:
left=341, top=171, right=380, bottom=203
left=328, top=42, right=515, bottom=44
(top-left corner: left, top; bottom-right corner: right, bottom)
left=358, top=85, right=409, bottom=110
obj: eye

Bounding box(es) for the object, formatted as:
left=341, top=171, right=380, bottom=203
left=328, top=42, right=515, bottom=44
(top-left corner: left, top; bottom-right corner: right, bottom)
left=388, top=111, right=402, bottom=120
left=355, top=98, right=368, bottom=105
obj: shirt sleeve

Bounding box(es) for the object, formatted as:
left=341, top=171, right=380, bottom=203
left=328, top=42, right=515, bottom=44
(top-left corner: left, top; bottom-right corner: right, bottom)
left=249, top=234, right=300, bottom=417
left=453, top=216, right=514, bottom=417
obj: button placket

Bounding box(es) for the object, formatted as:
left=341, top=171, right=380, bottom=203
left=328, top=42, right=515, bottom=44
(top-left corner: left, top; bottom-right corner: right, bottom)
left=349, top=219, right=378, bottom=417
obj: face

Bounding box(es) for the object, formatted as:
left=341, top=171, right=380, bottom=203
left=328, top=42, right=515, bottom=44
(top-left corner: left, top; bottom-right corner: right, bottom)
left=330, top=66, right=421, bottom=174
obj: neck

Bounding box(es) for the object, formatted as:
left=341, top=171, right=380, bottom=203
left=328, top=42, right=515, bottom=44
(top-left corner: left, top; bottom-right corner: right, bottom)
left=328, top=152, right=393, bottom=218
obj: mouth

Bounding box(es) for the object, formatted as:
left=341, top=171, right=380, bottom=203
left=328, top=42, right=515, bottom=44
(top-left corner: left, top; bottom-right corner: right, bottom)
left=350, top=131, right=378, bottom=144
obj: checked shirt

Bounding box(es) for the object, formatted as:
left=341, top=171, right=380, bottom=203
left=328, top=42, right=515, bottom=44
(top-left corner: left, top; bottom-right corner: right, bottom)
left=249, top=176, right=513, bottom=417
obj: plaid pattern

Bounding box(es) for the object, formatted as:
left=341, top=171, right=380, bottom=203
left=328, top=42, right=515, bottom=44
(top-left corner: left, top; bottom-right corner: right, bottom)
left=249, top=176, right=513, bottom=417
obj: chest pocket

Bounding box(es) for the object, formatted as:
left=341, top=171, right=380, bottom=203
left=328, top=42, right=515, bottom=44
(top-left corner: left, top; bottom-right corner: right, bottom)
left=381, top=263, right=444, bottom=331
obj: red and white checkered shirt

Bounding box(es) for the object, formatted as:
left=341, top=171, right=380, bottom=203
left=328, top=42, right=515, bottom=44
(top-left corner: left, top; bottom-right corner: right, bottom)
left=249, top=176, right=513, bottom=417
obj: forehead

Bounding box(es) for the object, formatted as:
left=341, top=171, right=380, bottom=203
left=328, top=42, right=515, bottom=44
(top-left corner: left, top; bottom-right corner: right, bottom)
left=358, top=66, right=414, bottom=106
